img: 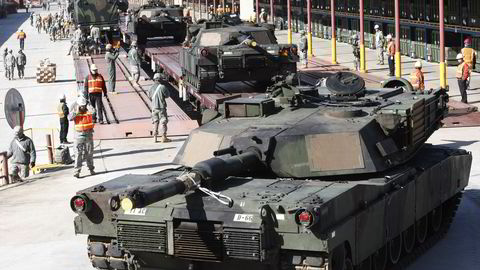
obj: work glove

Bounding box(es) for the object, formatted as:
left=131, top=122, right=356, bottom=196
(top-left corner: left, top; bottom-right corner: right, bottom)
left=30, top=162, right=35, bottom=168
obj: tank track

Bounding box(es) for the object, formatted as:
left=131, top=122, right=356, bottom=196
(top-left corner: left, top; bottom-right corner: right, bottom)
left=383, top=192, right=462, bottom=270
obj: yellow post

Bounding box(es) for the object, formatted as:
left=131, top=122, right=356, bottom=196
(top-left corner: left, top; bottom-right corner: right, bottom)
left=288, top=30, right=292, bottom=44
left=332, top=39, right=337, bottom=64
left=395, top=52, right=401, bottom=78
left=308, top=32, right=313, bottom=58
left=440, top=62, right=447, bottom=88
left=360, top=44, right=366, bottom=72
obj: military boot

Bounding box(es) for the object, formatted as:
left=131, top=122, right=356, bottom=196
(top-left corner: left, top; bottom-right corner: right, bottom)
left=160, top=134, right=171, bottom=143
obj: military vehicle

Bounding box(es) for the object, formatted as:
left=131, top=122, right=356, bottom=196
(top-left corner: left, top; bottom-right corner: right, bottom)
left=72, top=0, right=128, bottom=31
left=180, top=23, right=298, bottom=92
left=130, top=1, right=186, bottom=44
left=70, top=72, right=471, bottom=270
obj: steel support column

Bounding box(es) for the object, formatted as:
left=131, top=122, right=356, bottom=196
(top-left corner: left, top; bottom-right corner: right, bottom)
left=270, top=0, right=274, bottom=24
left=395, top=0, right=401, bottom=78
left=439, top=0, right=447, bottom=88
left=359, top=0, right=366, bottom=72
left=287, top=0, right=292, bottom=44
left=307, top=0, right=313, bottom=57
left=255, top=0, right=259, bottom=22
left=331, top=0, right=336, bottom=64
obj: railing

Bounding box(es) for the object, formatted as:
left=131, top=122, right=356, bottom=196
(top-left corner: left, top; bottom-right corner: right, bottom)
left=0, top=151, right=9, bottom=186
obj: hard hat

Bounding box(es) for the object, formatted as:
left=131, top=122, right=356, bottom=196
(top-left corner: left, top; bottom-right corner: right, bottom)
left=59, top=93, right=66, bottom=100
left=77, top=24, right=81, bottom=28
left=106, top=44, right=113, bottom=50
left=386, top=34, right=392, bottom=40
left=414, top=60, right=422, bottom=68
left=464, top=37, right=472, bottom=45
left=374, top=24, right=380, bottom=30
left=261, top=8, right=265, bottom=11
left=77, top=96, right=87, bottom=106
left=13, top=126, right=23, bottom=135
left=153, top=73, right=162, bottom=81
left=457, top=53, right=464, bottom=60
left=90, top=64, right=98, bottom=71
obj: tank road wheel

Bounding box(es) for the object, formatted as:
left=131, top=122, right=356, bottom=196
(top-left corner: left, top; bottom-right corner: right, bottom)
left=430, top=205, right=443, bottom=233
left=330, top=244, right=353, bottom=270
left=372, top=246, right=387, bottom=270
left=388, top=236, right=402, bottom=265
left=415, top=216, right=428, bottom=244
left=402, top=225, right=415, bottom=254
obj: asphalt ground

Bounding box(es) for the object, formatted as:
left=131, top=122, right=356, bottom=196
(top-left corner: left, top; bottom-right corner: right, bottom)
left=0, top=9, right=479, bottom=270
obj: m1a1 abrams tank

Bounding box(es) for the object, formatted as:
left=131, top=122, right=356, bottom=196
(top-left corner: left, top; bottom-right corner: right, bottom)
left=180, top=22, right=298, bottom=92
left=70, top=72, right=471, bottom=270
left=131, top=0, right=187, bottom=44
left=73, top=0, right=128, bottom=31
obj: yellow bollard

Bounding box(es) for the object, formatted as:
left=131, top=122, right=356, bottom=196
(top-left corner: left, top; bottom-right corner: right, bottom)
left=360, top=44, right=366, bottom=73
left=308, top=32, right=313, bottom=58
left=288, top=29, right=292, bottom=45
left=440, top=62, right=447, bottom=89
left=395, top=51, right=402, bottom=78
left=331, top=39, right=337, bottom=64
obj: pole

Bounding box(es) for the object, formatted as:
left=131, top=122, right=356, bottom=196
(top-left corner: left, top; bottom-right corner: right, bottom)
left=359, top=0, right=366, bottom=72
left=439, top=0, right=447, bottom=88
left=256, top=0, right=259, bottom=23
left=394, top=0, right=401, bottom=78
left=331, top=0, right=336, bottom=64
left=287, top=0, right=292, bottom=44
left=46, top=134, right=53, bottom=164
left=270, top=0, right=274, bottom=24
left=307, top=0, right=312, bottom=57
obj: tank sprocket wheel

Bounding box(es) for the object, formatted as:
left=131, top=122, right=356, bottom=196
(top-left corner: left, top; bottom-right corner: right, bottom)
left=415, top=216, right=428, bottom=244
left=372, top=246, right=387, bottom=270
left=388, top=235, right=402, bottom=265
left=402, top=225, right=415, bottom=254
left=430, top=205, right=443, bottom=233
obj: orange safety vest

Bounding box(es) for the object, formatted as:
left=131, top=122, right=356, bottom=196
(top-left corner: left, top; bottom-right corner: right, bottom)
left=57, top=103, right=65, bottom=118
left=17, top=32, right=26, bottom=39
left=387, top=41, right=395, bottom=56
left=410, top=69, right=425, bottom=91
left=87, top=74, right=105, bottom=94
left=74, top=112, right=94, bottom=132
left=462, top=47, right=475, bottom=66
left=456, top=62, right=470, bottom=80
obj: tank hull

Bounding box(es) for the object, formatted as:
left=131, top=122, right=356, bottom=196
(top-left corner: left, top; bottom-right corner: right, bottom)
left=73, top=145, right=471, bottom=270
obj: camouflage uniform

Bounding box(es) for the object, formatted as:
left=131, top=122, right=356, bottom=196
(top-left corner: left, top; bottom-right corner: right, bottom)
left=2, top=49, right=8, bottom=78
left=68, top=104, right=95, bottom=177
left=149, top=77, right=170, bottom=142
left=105, top=48, right=120, bottom=92
left=5, top=51, right=16, bottom=80
left=298, top=32, right=308, bottom=68
left=16, top=50, right=26, bottom=79
left=128, top=45, right=141, bottom=83
left=7, top=130, right=36, bottom=182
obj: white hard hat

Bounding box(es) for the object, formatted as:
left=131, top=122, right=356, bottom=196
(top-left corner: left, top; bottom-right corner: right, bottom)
left=77, top=96, right=87, bottom=106
left=386, top=34, right=392, bottom=40
left=90, top=64, right=98, bottom=71
left=106, top=44, right=113, bottom=50
left=13, top=125, right=23, bottom=135
left=374, top=25, right=380, bottom=29
left=59, top=93, right=66, bottom=100
left=457, top=53, right=464, bottom=60
left=261, top=8, right=265, bottom=11
left=153, top=73, right=161, bottom=81
left=415, top=60, right=422, bottom=68
left=352, top=34, right=358, bottom=39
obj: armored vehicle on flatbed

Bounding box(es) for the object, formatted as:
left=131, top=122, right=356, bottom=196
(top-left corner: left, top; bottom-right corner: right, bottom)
left=70, top=73, right=471, bottom=270
left=180, top=23, right=298, bottom=92
left=73, top=0, right=128, bottom=31
left=131, top=1, right=186, bottom=44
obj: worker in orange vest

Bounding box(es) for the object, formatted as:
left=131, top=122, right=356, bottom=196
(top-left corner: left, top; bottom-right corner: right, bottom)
left=461, top=37, right=476, bottom=89
left=410, top=60, right=425, bottom=91
left=386, top=34, right=395, bottom=76
left=68, top=96, right=95, bottom=178
left=83, top=64, right=107, bottom=124
left=17, top=29, right=26, bottom=50
left=456, top=53, right=471, bottom=104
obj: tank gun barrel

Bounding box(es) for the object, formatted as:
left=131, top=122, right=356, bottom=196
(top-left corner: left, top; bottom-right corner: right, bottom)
left=119, top=150, right=262, bottom=210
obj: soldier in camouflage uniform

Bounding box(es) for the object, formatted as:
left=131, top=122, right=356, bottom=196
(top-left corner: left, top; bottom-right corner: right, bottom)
left=16, top=49, right=26, bottom=79
left=298, top=31, right=308, bottom=68
left=128, top=41, right=141, bottom=83
left=149, top=73, right=170, bottom=143
left=352, top=34, right=360, bottom=71
left=5, top=49, right=16, bottom=80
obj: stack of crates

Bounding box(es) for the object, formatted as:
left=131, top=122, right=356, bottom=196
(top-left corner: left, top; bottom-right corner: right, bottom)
left=412, top=28, right=426, bottom=59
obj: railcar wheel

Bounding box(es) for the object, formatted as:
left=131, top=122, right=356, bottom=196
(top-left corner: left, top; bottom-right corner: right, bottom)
left=372, top=246, right=387, bottom=270
left=388, top=236, right=402, bottom=264
left=431, top=205, right=443, bottom=233
left=402, top=225, right=415, bottom=253
left=416, top=216, right=428, bottom=244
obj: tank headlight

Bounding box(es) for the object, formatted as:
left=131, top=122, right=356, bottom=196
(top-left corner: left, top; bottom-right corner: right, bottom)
left=70, top=194, right=92, bottom=213
left=295, top=209, right=317, bottom=228
left=201, top=48, right=209, bottom=57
